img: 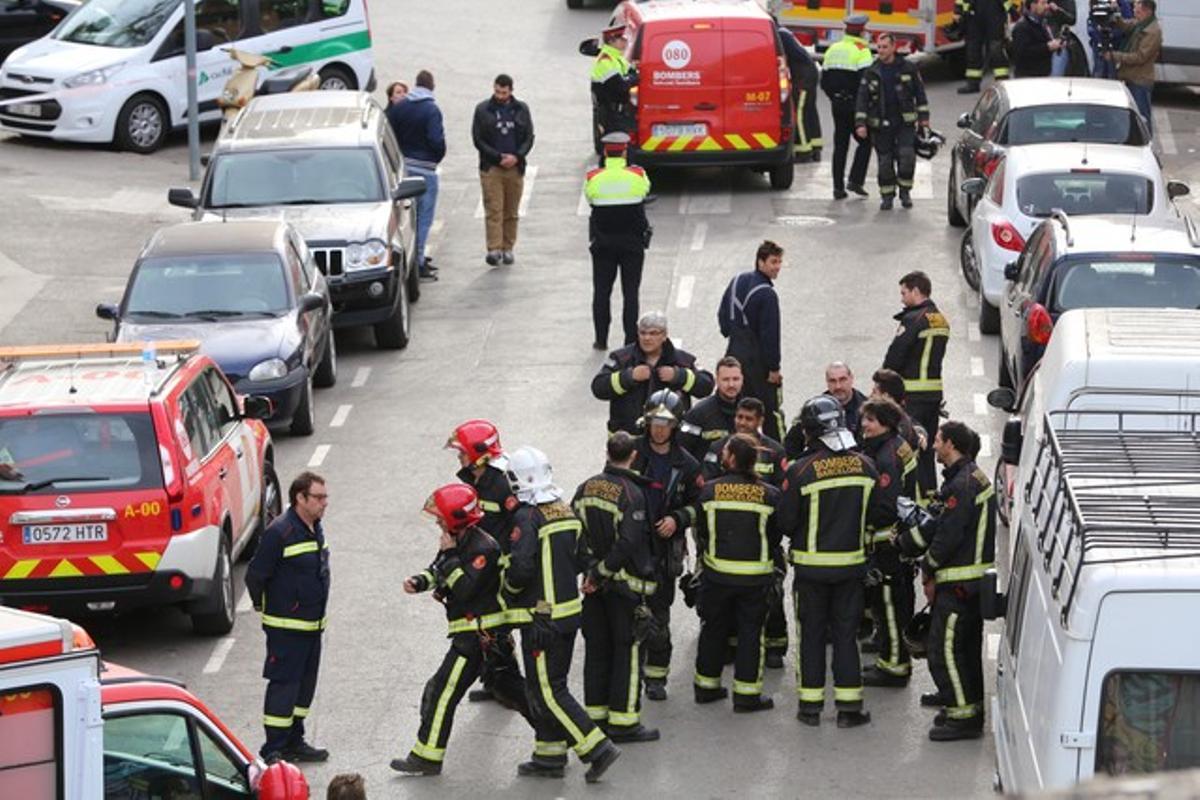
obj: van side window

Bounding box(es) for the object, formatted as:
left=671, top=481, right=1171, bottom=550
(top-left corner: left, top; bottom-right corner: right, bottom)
left=103, top=713, right=203, bottom=798
left=317, top=0, right=350, bottom=19
left=258, top=0, right=309, bottom=32
left=0, top=684, right=61, bottom=795
left=1004, top=536, right=1032, bottom=658
left=1096, top=671, right=1200, bottom=776
left=180, top=379, right=220, bottom=460
left=202, top=367, right=240, bottom=438
left=195, top=0, right=243, bottom=43
left=380, top=127, right=402, bottom=185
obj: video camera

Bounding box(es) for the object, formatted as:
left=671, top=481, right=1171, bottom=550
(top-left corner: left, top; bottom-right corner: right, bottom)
left=1089, top=0, right=1121, bottom=51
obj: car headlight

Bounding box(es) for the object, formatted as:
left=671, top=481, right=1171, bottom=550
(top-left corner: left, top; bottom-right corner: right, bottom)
left=63, top=62, right=126, bottom=89
left=248, top=358, right=288, bottom=382
left=344, top=239, right=389, bottom=270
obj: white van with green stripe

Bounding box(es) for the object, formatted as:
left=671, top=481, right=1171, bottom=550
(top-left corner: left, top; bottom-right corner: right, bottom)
left=0, top=0, right=375, bottom=152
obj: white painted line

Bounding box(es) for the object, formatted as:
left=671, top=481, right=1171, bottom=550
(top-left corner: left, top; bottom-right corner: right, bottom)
left=690, top=222, right=708, bottom=252
left=970, top=356, right=985, bottom=377
left=236, top=592, right=253, bottom=614
left=351, top=367, right=371, bottom=388
left=329, top=405, right=352, bottom=428
left=968, top=323, right=981, bottom=343
left=203, top=637, right=236, bottom=674
left=1153, top=108, right=1177, bottom=155
left=308, top=444, right=331, bottom=467
left=979, top=434, right=993, bottom=459
left=974, top=393, right=988, bottom=417
left=475, top=165, right=540, bottom=218
left=675, top=275, right=696, bottom=309
left=783, top=161, right=935, bottom=200
left=577, top=186, right=590, bottom=217
left=986, top=632, right=1000, bottom=661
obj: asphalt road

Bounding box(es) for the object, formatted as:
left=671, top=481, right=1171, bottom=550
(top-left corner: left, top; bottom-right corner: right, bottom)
left=1, top=1, right=1199, bottom=797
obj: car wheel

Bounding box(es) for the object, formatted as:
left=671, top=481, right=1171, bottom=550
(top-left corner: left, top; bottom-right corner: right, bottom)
left=998, top=348, right=1014, bottom=390
left=979, top=294, right=1001, bottom=335
left=404, top=248, right=421, bottom=304
left=241, top=461, right=281, bottom=561
left=959, top=229, right=981, bottom=291
left=947, top=159, right=967, bottom=227
left=993, top=458, right=1011, bottom=529
left=115, top=94, right=167, bottom=154
left=374, top=271, right=411, bottom=350
left=313, top=330, right=337, bottom=388
left=768, top=158, right=795, bottom=191
left=290, top=375, right=315, bottom=436
left=318, top=65, right=356, bottom=91
left=191, top=534, right=234, bottom=636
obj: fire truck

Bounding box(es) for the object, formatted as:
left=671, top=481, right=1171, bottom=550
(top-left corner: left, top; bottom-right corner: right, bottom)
left=774, top=0, right=963, bottom=58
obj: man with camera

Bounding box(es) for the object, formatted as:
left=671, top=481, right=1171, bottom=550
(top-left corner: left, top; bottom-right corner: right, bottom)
left=1102, top=0, right=1161, bottom=135
left=1088, top=0, right=1133, bottom=78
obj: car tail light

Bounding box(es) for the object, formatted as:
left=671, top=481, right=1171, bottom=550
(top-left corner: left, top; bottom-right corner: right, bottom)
left=991, top=221, right=1026, bottom=252
left=778, top=56, right=790, bottom=95
left=160, top=443, right=184, bottom=503
left=1027, top=303, right=1054, bottom=346
left=975, top=148, right=1000, bottom=178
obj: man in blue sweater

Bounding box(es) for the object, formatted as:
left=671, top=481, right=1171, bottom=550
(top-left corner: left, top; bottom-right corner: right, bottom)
left=386, top=70, right=445, bottom=282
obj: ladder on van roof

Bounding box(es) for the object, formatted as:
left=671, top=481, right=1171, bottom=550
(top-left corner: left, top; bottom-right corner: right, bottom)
left=1024, top=408, right=1200, bottom=626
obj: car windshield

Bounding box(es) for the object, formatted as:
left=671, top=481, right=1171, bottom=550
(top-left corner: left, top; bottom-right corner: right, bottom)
left=206, top=148, right=385, bottom=208
left=126, top=254, right=289, bottom=317
left=1017, top=172, right=1154, bottom=217
left=0, top=413, right=162, bottom=494
left=55, top=0, right=180, bottom=48
left=1052, top=255, right=1200, bottom=312
left=1004, top=105, right=1148, bottom=146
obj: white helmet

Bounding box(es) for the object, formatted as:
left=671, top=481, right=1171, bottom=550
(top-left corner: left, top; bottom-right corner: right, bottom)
left=505, top=446, right=562, bottom=504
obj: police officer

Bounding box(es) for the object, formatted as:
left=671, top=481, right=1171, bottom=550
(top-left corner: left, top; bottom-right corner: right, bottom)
left=778, top=397, right=877, bottom=728
left=777, top=20, right=823, bottom=163
left=592, top=311, right=714, bottom=435
left=591, top=24, right=637, bottom=140
left=587, top=133, right=652, bottom=351
left=245, top=471, right=331, bottom=763
left=821, top=14, right=874, bottom=199
left=502, top=446, right=622, bottom=782
left=854, top=33, right=930, bottom=211
left=896, top=421, right=996, bottom=741
left=692, top=433, right=781, bottom=712
left=634, top=389, right=704, bottom=701
left=573, top=432, right=661, bottom=744
left=718, top=241, right=785, bottom=442
left=390, top=484, right=530, bottom=776
left=679, top=356, right=744, bottom=463
left=956, top=0, right=1018, bottom=93
left=882, top=271, right=950, bottom=500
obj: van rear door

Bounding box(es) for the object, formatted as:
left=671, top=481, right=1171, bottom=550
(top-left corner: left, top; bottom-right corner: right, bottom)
left=720, top=19, right=785, bottom=151
left=638, top=22, right=724, bottom=150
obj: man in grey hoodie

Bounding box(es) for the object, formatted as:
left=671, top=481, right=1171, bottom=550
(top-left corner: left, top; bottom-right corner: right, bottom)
left=386, top=70, right=446, bottom=281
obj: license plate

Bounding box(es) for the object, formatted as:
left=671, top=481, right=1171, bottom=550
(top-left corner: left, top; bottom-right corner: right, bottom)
left=8, top=103, right=43, bottom=118
left=23, top=523, right=108, bottom=544
left=651, top=123, right=707, bottom=138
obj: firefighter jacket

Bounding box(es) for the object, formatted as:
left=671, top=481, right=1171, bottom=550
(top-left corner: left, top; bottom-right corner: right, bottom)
left=587, top=155, right=651, bottom=248
left=246, top=507, right=330, bottom=634
left=778, top=443, right=879, bottom=582
left=411, top=526, right=506, bottom=636
left=821, top=34, right=873, bottom=105
left=679, top=393, right=739, bottom=462
left=456, top=463, right=518, bottom=550
left=861, top=432, right=917, bottom=544
left=718, top=269, right=781, bottom=374
left=501, top=500, right=584, bottom=630
left=854, top=57, right=931, bottom=130
left=703, top=433, right=788, bottom=488
left=591, top=339, right=714, bottom=434
left=956, top=0, right=1019, bottom=20
left=572, top=465, right=658, bottom=597
left=898, top=458, right=996, bottom=586
left=633, top=437, right=704, bottom=578
left=883, top=299, right=950, bottom=400
left=692, top=473, right=782, bottom=587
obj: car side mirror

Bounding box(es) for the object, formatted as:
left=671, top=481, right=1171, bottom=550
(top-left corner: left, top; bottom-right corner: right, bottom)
left=299, top=292, right=324, bottom=313
left=200, top=153, right=210, bottom=167
left=981, top=568, right=1007, bottom=621
left=393, top=176, right=426, bottom=201
left=960, top=178, right=986, bottom=198
left=1168, top=180, right=1190, bottom=200
left=168, top=187, right=198, bottom=209
left=579, top=38, right=601, bottom=57
left=1000, top=417, right=1023, bottom=463
left=241, top=395, right=274, bottom=420
left=956, top=112, right=972, bottom=129
left=1003, top=261, right=1019, bottom=281
left=988, top=387, right=1017, bottom=413
left=95, top=303, right=119, bottom=321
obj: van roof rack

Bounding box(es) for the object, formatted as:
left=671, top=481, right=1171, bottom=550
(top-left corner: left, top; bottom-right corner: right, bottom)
left=1024, top=408, right=1200, bottom=625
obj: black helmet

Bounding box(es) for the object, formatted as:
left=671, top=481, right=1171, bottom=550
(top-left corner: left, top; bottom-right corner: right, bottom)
left=800, top=394, right=844, bottom=436
left=915, top=127, right=946, bottom=160
left=904, top=609, right=932, bottom=659
left=642, top=389, right=683, bottom=427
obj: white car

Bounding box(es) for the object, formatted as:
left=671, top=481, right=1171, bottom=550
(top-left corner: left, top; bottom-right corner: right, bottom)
left=959, top=142, right=1190, bottom=334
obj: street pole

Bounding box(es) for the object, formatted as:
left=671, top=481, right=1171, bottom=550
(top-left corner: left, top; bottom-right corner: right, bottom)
left=184, top=0, right=200, bottom=180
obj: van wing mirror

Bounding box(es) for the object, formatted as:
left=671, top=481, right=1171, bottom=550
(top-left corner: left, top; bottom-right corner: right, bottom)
left=241, top=395, right=274, bottom=421
left=393, top=176, right=426, bottom=201
left=988, top=387, right=1017, bottom=413
left=1000, top=418, right=1023, bottom=464
left=956, top=112, right=973, bottom=129
left=299, top=292, right=324, bottom=313
left=95, top=303, right=119, bottom=322
left=168, top=187, right=198, bottom=209
left=960, top=178, right=987, bottom=198
left=1003, top=261, right=1019, bottom=281
left=1167, top=180, right=1190, bottom=200
left=981, top=569, right=1007, bottom=621
left=579, top=38, right=601, bottom=57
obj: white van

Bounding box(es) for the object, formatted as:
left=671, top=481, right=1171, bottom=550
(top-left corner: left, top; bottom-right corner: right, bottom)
left=0, top=0, right=375, bottom=152
left=1073, top=0, right=1200, bottom=86
left=985, top=307, right=1200, bottom=793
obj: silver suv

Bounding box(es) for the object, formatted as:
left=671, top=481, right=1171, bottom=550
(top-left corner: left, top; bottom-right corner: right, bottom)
left=168, top=90, right=425, bottom=349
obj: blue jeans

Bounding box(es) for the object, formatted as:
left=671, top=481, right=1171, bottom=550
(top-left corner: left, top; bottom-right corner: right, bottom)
left=1126, top=82, right=1153, bottom=137
left=1051, top=49, right=1069, bottom=76
left=405, top=163, right=439, bottom=266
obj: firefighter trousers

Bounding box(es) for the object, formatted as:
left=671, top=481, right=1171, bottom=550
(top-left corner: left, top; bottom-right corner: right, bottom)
left=928, top=585, right=985, bottom=724
left=643, top=576, right=674, bottom=686
left=696, top=579, right=768, bottom=699
left=907, top=396, right=942, bottom=500
left=582, top=590, right=643, bottom=728
left=831, top=102, right=872, bottom=191
left=792, top=74, right=823, bottom=158
left=873, top=123, right=917, bottom=198
left=261, top=631, right=322, bottom=758
left=520, top=626, right=608, bottom=766
left=870, top=560, right=915, bottom=676
left=407, top=633, right=484, bottom=763
left=964, top=11, right=1011, bottom=83
left=477, top=627, right=527, bottom=710
left=765, top=584, right=788, bottom=657
left=794, top=576, right=864, bottom=712
left=591, top=241, right=645, bottom=347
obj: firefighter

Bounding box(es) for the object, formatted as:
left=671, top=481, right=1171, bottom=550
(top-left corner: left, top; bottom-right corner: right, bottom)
left=778, top=397, right=877, bottom=728
left=854, top=33, right=931, bottom=211
left=718, top=241, right=785, bottom=442
left=591, top=24, right=637, bottom=139
left=858, top=399, right=919, bottom=688
left=692, top=433, right=781, bottom=711
left=634, top=389, right=704, bottom=701
left=502, top=446, right=622, bottom=781
left=679, top=355, right=744, bottom=463
left=245, top=471, right=332, bottom=763
left=956, top=0, right=1018, bottom=94
left=701, top=397, right=789, bottom=669
left=821, top=13, right=874, bottom=199
left=777, top=20, right=823, bottom=163
left=870, top=368, right=927, bottom=456
left=592, top=311, right=714, bottom=435
left=390, top=484, right=530, bottom=776
left=573, top=431, right=661, bottom=744
left=586, top=132, right=652, bottom=351
left=896, top=421, right=996, bottom=741
left=882, top=271, right=950, bottom=501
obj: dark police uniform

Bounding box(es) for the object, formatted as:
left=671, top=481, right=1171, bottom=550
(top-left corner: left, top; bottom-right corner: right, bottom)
left=679, top=392, right=740, bottom=463
left=718, top=269, right=784, bottom=442
left=855, top=54, right=930, bottom=203
left=592, top=340, right=714, bottom=435
left=245, top=507, right=329, bottom=759
left=779, top=24, right=823, bottom=162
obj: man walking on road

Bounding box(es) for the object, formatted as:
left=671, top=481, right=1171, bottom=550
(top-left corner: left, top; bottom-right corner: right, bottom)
left=386, top=69, right=444, bottom=282
left=1105, top=0, right=1162, bottom=136
left=821, top=14, right=873, bottom=199
left=472, top=74, right=535, bottom=267
left=719, top=241, right=785, bottom=442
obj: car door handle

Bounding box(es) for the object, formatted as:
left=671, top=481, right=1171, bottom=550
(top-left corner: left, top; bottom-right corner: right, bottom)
left=277, top=45, right=293, bottom=54
left=694, top=102, right=718, bottom=111
left=218, top=467, right=228, bottom=479
left=234, top=448, right=244, bottom=460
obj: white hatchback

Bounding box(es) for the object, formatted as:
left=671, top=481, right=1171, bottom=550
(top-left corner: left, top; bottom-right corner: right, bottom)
left=959, top=142, right=1190, bottom=334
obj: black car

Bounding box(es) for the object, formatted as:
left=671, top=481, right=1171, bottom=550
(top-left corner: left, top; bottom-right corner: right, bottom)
left=98, top=220, right=335, bottom=436
left=0, top=0, right=76, bottom=64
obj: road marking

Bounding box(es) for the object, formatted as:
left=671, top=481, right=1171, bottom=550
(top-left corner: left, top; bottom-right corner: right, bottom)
left=424, top=220, right=445, bottom=259
left=0, top=249, right=48, bottom=334
left=329, top=405, right=352, bottom=428
left=974, top=393, right=988, bottom=417
left=351, top=367, right=371, bottom=388
left=237, top=592, right=253, bottom=614
left=203, top=637, right=236, bottom=674
left=986, top=632, right=1000, bottom=661
left=784, top=161, right=935, bottom=200
left=475, top=166, right=540, bottom=218
left=675, top=275, right=696, bottom=309
left=1153, top=108, right=1177, bottom=155
left=690, top=222, right=708, bottom=252
left=967, top=323, right=981, bottom=343
left=970, top=356, right=985, bottom=377
left=308, top=444, right=331, bottom=467
left=679, top=186, right=732, bottom=215
left=577, top=185, right=590, bottom=217
left=979, top=434, right=993, bottom=459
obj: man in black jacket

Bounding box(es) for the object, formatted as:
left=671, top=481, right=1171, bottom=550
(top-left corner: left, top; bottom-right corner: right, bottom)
left=679, top=356, right=744, bottom=462
left=472, top=74, right=535, bottom=267
left=719, top=241, right=785, bottom=441
left=1011, top=0, right=1064, bottom=77
left=784, top=361, right=868, bottom=459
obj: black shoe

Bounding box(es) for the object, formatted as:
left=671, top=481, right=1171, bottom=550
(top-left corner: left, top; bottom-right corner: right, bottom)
left=957, top=82, right=981, bottom=95
left=390, top=754, right=442, bottom=776
left=847, top=183, right=869, bottom=197
left=733, top=695, right=775, bottom=713
left=501, top=251, right=515, bottom=265
left=862, top=666, right=910, bottom=688
left=837, top=710, right=872, bottom=728
left=833, top=188, right=848, bottom=200
left=900, top=189, right=913, bottom=209
left=921, top=691, right=949, bottom=708
left=592, top=340, right=608, bottom=351
left=934, top=709, right=947, bottom=726
left=811, top=151, right=821, bottom=163
left=796, top=708, right=821, bottom=727
left=860, top=637, right=881, bottom=654
left=929, top=720, right=984, bottom=741
left=607, top=724, right=660, bottom=743
left=880, top=196, right=894, bottom=210
left=468, top=688, right=495, bottom=703
left=419, top=269, right=438, bottom=282
left=422, top=257, right=437, bottom=272
left=485, top=251, right=501, bottom=266
left=585, top=743, right=621, bottom=784
left=645, top=682, right=668, bottom=702
left=694, top=686, right=729, bottom=704
left=765, top=651, right=785, bottom=669
left=282, top=741, right=329, bottom=763
left=517, top=760, right=565, bottom=778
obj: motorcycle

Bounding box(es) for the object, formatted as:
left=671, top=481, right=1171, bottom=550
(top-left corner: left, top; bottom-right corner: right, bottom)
left=219, top=48, right=320, bottom=125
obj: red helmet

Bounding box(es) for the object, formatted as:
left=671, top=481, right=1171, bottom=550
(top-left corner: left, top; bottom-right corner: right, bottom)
left=446, top=419, right=505, bottom=467
left=424, top=483, right=484, bottom=533
left=258, top=761, right=309, bottom=800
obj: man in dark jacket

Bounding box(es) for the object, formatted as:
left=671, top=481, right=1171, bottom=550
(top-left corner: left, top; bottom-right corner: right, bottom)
left=386, top=69, right=445, bottom=281
left=1011, top=0, right=1064, bottom=77
left=784, top=361, right=868, bottom=458
left=472, top=74, right=535, bottom=267
left=719, top=241, right=785, bottom=441
left=679, top=356, right=743, bottom=462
